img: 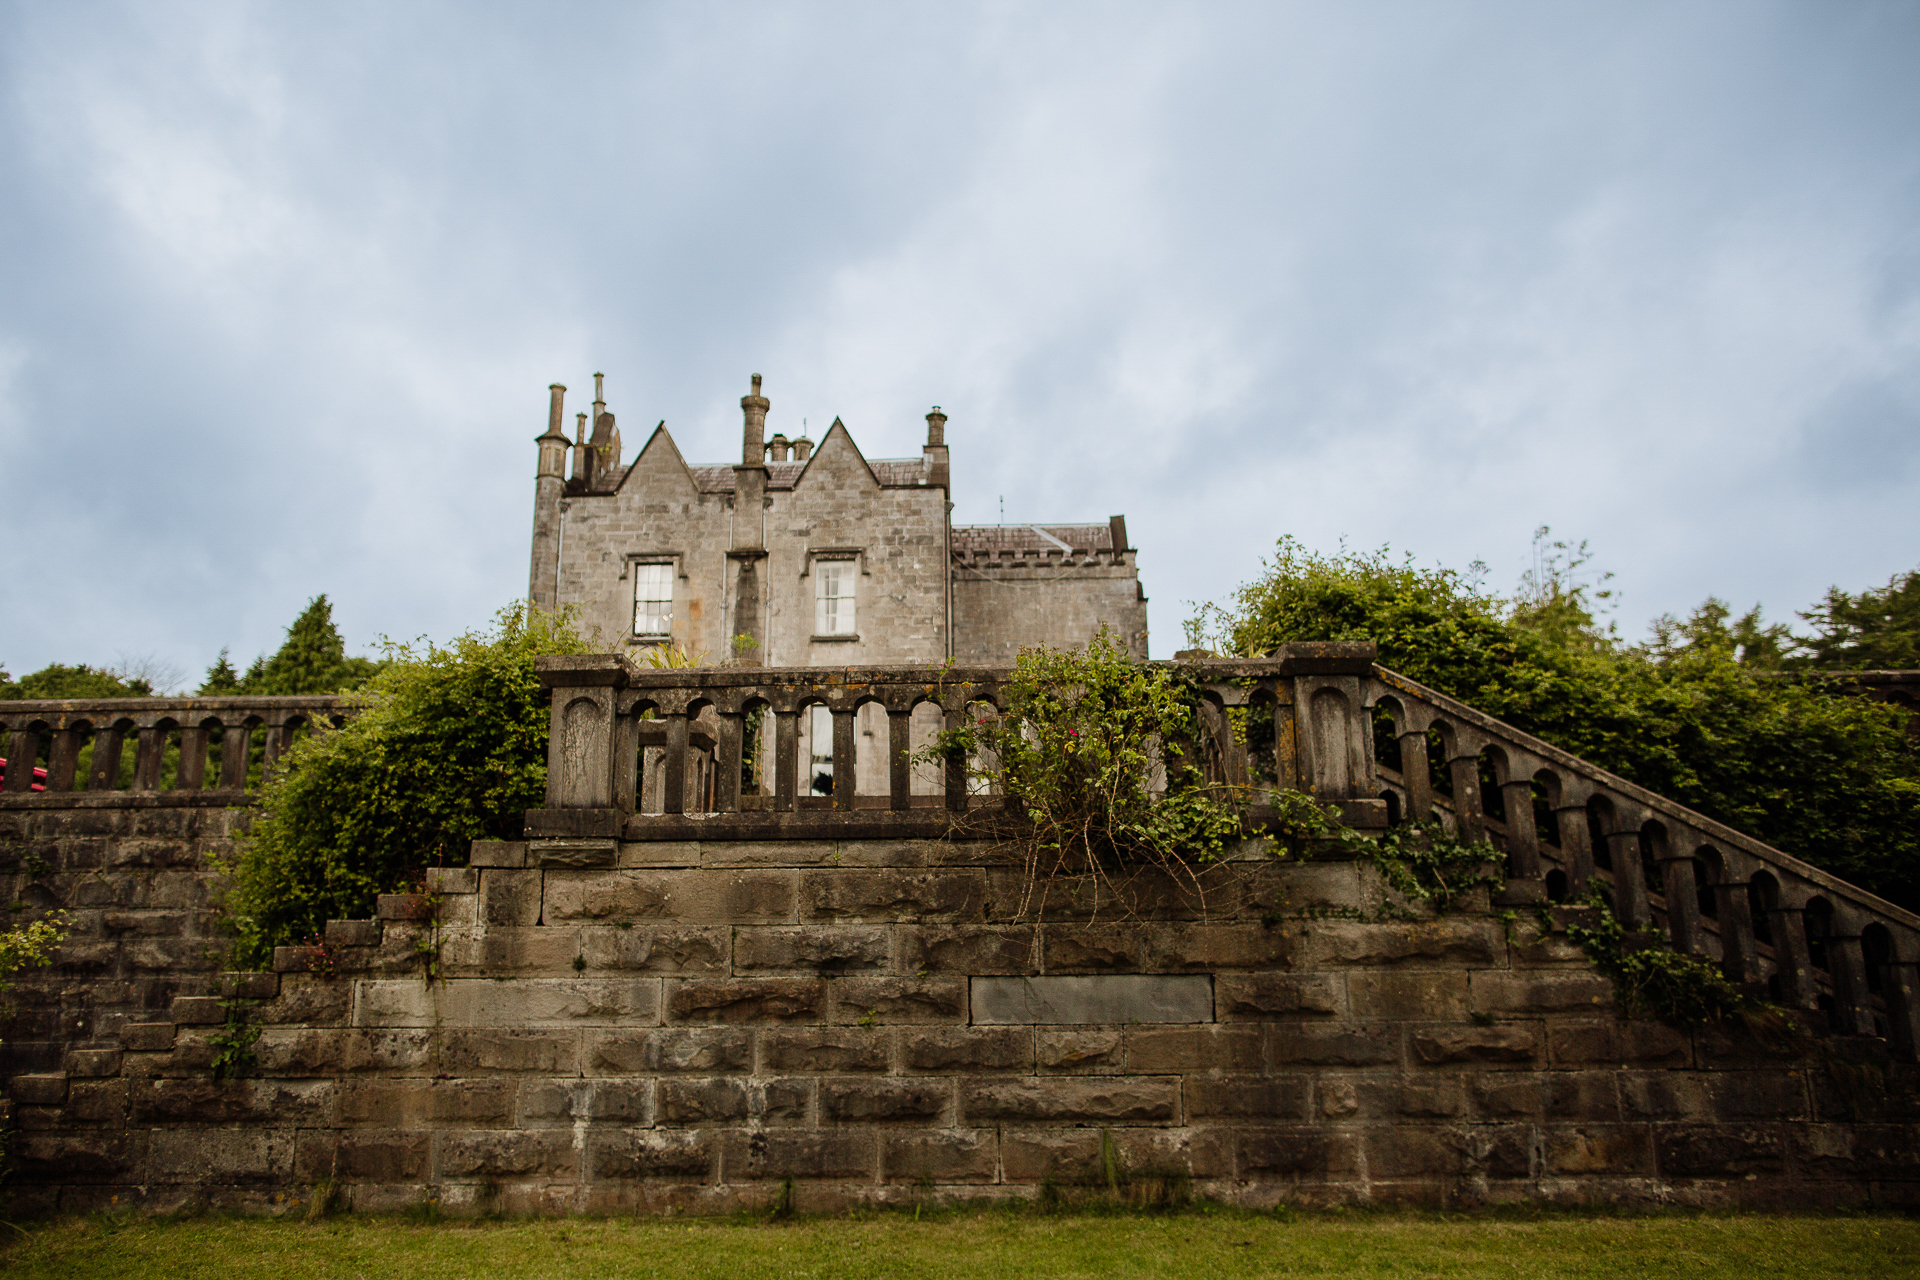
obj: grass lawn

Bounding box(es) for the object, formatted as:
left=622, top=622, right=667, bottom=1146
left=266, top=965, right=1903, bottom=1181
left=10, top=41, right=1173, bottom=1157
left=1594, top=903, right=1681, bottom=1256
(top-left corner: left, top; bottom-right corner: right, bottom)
left=2, top=1209, right=1915, bottom=1279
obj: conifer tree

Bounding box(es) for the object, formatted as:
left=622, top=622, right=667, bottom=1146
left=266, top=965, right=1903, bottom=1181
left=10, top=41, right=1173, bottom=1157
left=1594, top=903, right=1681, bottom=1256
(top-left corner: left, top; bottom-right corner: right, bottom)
left=198, top=649, right=242, bottom=695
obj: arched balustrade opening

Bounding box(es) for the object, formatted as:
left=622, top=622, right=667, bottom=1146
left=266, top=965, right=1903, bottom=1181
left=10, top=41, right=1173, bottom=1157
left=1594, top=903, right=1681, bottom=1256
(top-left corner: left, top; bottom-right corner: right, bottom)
left=1805, top=896, right=1835, bottom=975
left=1749, top=871, right=1779, bottom=948
left=1586, top=796, right=1614, bottom=872
left=1425, top=726, right=1452, bottom=799
left=1370, top=703, right=1401, bottom=773
left=1533, top=775, right=1561, bottom=852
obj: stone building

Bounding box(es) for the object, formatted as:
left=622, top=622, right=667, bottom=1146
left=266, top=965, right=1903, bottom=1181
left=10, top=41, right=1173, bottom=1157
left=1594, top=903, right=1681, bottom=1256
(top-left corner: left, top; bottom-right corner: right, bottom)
left=526, top=375, right=1150, bottom=796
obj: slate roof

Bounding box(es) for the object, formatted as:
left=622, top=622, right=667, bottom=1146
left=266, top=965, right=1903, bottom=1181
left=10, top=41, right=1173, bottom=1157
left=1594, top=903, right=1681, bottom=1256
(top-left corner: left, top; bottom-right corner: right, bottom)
left=685, top=458, right=932, bottom=492
left=950, top=524, right=1116, bottom=557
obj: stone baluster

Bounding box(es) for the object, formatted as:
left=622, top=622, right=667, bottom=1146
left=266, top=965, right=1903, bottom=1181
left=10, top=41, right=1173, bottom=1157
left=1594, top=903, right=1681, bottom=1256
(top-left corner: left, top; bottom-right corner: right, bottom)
left=2, top=724, right=41, bottom=793
left=47, top=726, right=84, bottom=792
left=1605, top=827, right=1652, bottom=928
left=176, top=721, right=209, bottom=792
left=1884, top=961, right=1920, bottom=1060
left=133, top=721, right=170, bottom=791
left=943, top=704, right=968, bottom=813
left=1493, top=769, right=1544, bottom=906
left=219, top=721, right=252, bottom=789
left=1552, top=794, right=1595, bottom=896
left=1496, top=774, right=1541, bottom=879
left=832, top=706, right=857, bottom=811
left=1396, top=724, right=1433, bottom=821
left=1710, top=872, right=1762, bottom=982
left=1657, top=851, right=1704, bottom=954
left=1824, top=921, right=1876, bottom=1037
left=662, top=711, right=689, bottom=815
left=1765, top=901, right=1818, bottom=1010
left=713, top=709, right=743, bottom=814
left=1271, top=697, right=1300, bottom=793
left=887, top=705, right=912, bottom=812
left=1444, top=743, right=1486, bottom=845
left=87, top=721, right=127, bottom=790
left=773, top=708, right=798, bottom=812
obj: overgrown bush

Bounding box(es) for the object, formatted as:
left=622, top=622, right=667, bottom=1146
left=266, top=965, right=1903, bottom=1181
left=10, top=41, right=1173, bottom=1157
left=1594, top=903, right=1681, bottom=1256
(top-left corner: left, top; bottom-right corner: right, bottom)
left=221, top=604, right=594, bottom=967
left=918, top=630, right=1247, bottom=906
left=1190, top=537, right=1920, bottom=911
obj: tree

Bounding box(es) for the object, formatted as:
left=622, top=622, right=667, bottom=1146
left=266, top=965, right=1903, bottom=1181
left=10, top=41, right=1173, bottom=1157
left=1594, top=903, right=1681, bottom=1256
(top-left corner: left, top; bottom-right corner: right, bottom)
left=1799, top=569, right=1920, bottom=670
left=0, top=664, right=154, bottom=701
left=198, top=649, right=243, bottom=695
left=192, top=596, right=385, bottom=697
left=245, top=595, right=382, bottom=695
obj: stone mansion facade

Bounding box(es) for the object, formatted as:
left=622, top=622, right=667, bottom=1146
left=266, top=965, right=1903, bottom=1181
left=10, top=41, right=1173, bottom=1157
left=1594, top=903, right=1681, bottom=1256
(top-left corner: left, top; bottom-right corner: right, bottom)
left=527, top=374, right=1149, bottom=666
left=526, top=374, right=1150, bottom=797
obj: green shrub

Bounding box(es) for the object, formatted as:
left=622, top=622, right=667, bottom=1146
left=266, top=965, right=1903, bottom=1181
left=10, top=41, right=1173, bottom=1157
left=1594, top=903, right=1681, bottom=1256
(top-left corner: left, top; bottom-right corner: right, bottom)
left=919, top=630, right=1246, bottom=882
left=221, top=604, right=594, bottom=967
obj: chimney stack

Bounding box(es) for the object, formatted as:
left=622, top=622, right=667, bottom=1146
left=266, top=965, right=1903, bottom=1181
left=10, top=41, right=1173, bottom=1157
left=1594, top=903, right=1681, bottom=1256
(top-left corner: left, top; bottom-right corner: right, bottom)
left=768, top=433, right=791, bottom=462
left=925, top=406, right=947, bottom=447
left=741, top=373, right=769, bottom=466
left=792, top=435, right=813, bottom=461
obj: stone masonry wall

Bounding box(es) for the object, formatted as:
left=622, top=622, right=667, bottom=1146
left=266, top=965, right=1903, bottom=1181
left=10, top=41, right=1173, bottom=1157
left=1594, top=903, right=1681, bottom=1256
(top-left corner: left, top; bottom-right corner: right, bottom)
left=2, top=798, right=237, bottom=1080
left=6, top=834, right=1916, bottom=1216
left=951, top=559, right=1150, bottom=664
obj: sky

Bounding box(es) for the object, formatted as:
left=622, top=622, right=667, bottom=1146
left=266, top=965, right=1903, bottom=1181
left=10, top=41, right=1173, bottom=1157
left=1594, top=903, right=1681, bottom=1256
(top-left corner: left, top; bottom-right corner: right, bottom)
left=2, top=1, right=1916, bottom=684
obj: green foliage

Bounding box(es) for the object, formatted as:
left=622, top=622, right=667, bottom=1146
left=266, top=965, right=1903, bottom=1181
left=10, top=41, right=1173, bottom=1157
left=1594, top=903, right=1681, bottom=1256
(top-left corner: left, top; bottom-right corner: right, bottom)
left=1560, top=895, right=1755, bottom=1026
left=1191, top=537, right=1920, bottom=911
left=1352, top=821, right=1502, bottom=915
left=0, top=664, right=153, bottom=700
left=917, top=629, right=1246, bottom=880
left=0, top=911, right=71, bottom=1025
left=1799, top=568, right=1920, bottom=669
left=221, top=603, right=595, bottom=967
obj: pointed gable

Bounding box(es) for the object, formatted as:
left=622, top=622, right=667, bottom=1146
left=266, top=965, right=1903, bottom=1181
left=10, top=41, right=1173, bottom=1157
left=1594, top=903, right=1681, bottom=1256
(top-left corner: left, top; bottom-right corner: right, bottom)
left=617, top=422, right=700, bottom=499
left=791, top=417, right=881, bottom=492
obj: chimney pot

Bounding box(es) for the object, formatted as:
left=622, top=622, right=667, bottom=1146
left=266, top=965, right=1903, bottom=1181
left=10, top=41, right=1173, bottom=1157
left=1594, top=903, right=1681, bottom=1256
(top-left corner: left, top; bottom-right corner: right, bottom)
left=740, top=373, right=770, bottom=466
left=793, top=436, right=813, bottom=462
left=768, top=433, right=791, bottom=462
left=925, top=406, right=947, bottom=447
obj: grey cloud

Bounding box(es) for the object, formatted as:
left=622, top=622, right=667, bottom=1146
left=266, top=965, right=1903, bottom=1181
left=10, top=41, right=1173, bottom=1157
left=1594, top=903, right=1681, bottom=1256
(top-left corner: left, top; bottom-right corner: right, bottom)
left=1, top=0, right=1916, bottom=680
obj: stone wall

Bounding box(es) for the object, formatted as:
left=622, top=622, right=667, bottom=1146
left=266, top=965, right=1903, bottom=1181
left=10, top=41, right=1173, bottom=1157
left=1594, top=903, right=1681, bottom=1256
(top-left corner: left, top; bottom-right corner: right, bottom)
left=7, top=835, right=1916, bottom=1216
left=951, top=554, right=1150, bottom=664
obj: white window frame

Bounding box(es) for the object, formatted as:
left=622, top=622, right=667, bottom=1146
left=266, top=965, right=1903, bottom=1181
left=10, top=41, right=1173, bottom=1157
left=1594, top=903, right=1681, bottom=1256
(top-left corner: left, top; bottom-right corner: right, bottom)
left=814, top=559, right=856, bottom=636
left=632, top=562, right=675, bottom=637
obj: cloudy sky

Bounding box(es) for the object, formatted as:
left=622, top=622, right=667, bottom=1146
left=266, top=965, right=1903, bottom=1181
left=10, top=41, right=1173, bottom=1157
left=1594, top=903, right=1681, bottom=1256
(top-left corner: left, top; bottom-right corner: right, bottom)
left=2, top=1, right=1916, bottom=682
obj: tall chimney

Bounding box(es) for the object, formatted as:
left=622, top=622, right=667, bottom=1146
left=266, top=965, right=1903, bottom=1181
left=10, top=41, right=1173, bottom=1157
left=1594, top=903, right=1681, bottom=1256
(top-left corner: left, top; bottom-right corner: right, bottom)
left=925, top=405, right=947, bottom=447
left=741, top=373, right=769, bottom=466
left=529, top=383, right=570, bottom=609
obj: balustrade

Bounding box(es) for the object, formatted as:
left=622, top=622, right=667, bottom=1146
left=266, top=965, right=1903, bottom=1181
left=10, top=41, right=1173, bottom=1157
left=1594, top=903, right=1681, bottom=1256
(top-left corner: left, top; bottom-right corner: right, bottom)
left=1369, top=664, right=1920, bottom=1052
left=0, top=696, right=357, bottom=799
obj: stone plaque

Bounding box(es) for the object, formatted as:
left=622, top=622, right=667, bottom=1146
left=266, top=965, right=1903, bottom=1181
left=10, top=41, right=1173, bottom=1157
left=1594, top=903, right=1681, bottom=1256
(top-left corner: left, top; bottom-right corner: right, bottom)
left=970, top=974, right=1213, bottom=1025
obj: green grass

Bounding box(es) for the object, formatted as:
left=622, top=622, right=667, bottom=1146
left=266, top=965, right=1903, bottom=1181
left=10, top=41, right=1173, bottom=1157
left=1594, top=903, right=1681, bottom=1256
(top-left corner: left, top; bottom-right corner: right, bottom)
left=3, top=1209, right=1915, bottom=1279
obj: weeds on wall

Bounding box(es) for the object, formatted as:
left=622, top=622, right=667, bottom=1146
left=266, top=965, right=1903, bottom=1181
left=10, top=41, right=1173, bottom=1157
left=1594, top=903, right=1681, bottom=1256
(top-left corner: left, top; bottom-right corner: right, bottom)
left=1558, top=893, right=1755, bottom=1026
left=207, top=998, right=262, bottom=1081
left=0, top=911, right=70, bottom=1025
